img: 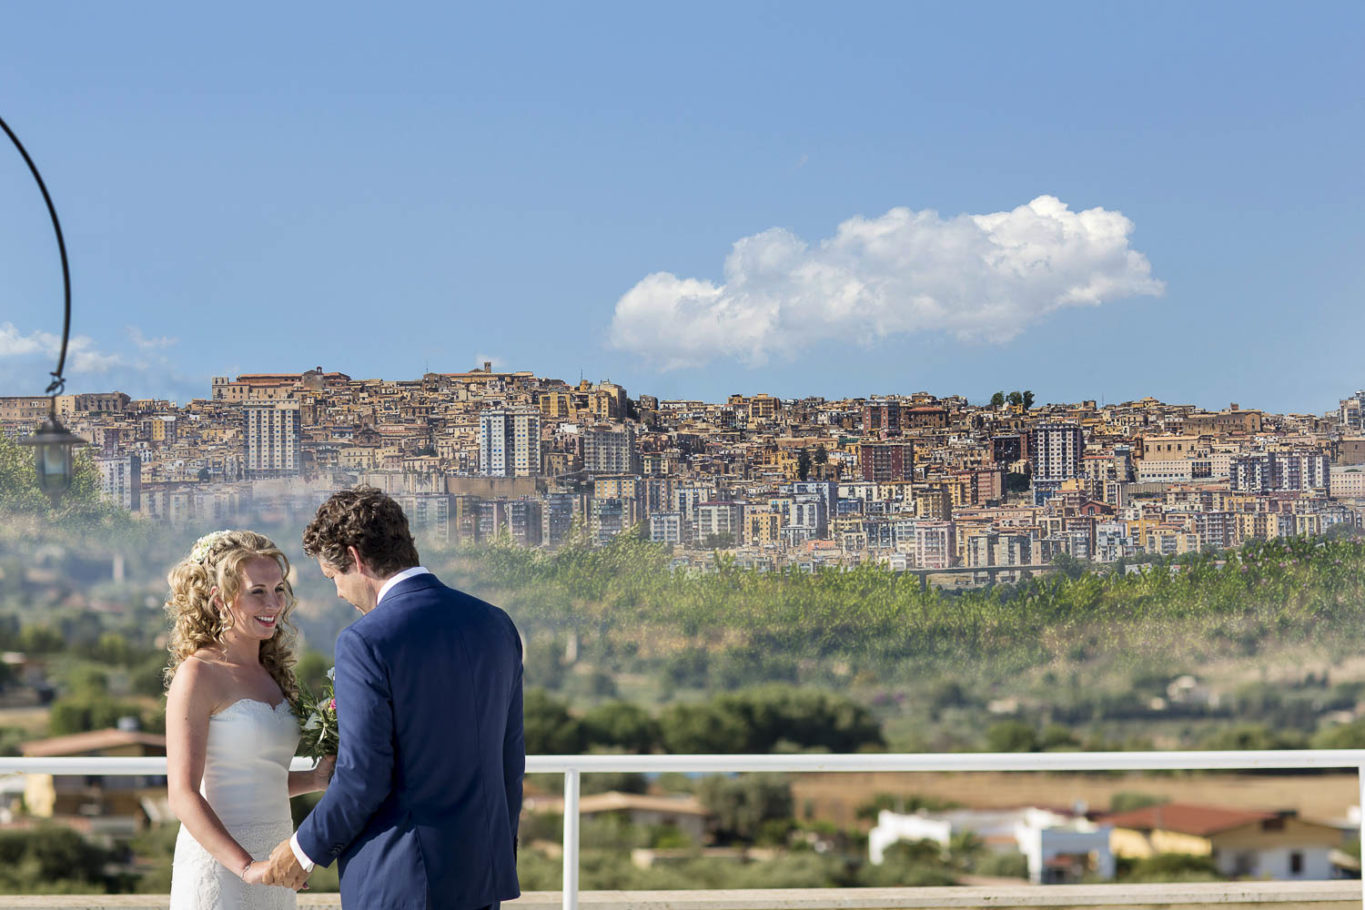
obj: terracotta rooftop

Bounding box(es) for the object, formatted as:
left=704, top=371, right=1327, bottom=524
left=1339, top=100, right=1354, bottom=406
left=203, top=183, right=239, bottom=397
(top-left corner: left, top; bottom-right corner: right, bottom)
left=1102, top=803, right=1276, bottom=837
left=527, top=791, right=710, bottom=817
left=21, top=728, right=168, bottom=758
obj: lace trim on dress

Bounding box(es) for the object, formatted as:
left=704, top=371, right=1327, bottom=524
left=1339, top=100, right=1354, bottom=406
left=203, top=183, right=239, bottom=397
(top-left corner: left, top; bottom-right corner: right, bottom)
left=170, top=819, right=296, bottom=910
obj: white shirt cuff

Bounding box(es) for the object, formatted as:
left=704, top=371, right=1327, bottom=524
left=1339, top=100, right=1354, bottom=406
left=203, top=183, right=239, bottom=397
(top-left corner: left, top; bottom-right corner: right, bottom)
left=289, top=832, right=316, bottom=872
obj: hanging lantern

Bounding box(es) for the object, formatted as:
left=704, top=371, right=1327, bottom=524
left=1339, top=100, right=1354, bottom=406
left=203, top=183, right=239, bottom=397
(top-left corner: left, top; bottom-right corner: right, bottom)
left=20, top=412, right=86, bottom=502
left=3, top=113, right=85, bottom=504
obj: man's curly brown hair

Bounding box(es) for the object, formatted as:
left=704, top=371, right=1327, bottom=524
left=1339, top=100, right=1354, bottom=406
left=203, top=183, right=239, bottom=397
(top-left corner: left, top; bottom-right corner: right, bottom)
left=302, top=486, right=420, bottom=576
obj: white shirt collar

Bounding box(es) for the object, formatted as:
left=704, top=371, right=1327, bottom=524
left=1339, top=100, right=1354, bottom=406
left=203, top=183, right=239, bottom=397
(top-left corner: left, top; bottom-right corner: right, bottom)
left=376, top=566, right=431, bottom=607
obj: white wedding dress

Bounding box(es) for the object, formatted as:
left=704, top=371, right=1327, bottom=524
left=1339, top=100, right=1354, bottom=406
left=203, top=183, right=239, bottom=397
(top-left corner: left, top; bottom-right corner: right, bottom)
left=170, top=698, right=300, bottom=909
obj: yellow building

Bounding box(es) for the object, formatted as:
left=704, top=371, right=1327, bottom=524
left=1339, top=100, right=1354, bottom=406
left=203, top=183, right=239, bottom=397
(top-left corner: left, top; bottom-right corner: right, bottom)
left=747, top=393, right=781, bottom=423
left=589, top=382, right=628, bottom=421
left=1182, top=408, right=1264, bottom=435
left=339, top=445, right=381, bottom=470
left=595, top=474, right=643, bottom=503
left=914, top=483, right=952, bottom=520
left=21, top=729, right=168, bottom=830
left=746, top=507, right=783, bottom=546
left=538, top=390, right=576, bottom=421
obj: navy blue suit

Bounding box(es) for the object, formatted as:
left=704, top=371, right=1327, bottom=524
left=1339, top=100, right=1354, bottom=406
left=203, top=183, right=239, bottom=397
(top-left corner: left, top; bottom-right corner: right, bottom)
left=297, top=573, right=524, bottom=909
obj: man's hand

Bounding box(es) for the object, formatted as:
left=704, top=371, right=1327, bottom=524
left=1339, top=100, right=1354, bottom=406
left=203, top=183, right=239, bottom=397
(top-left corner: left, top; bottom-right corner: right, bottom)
left=315, top=754, right=337, bottom=790
left=261, top=838, right=309, bottom=890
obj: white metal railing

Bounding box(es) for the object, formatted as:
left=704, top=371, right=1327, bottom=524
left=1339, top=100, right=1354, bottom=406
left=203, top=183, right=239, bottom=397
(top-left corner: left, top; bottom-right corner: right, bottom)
left=3, top=750, right=1364, bottom=910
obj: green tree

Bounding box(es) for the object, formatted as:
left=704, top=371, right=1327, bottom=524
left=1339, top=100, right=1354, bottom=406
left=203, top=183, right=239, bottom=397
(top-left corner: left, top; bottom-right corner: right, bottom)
left=581, top=701, right=659, bottom=754
left=0, top=825, right=124, bottom=892
left=861, top=839, right=958, bottom=886
left=985, top=720, right=1039, bottom=753
left=1198, top=723, right=1306, bottom=751
left=1007, top=391, right=1023, bottom=408
left=1022, top=390, right=1035, bottom=410
left=989, top=391, right=1005, bottom=408
left=523, top=688, right=584, bottom=754
left=666, top=687, right=884, bottom=754
left=1039, top=723, right=1080, bottom=751
left=797, top=449, right=812, bottom=481
left=1312, top=719, right=1365, bottom=749
left=18, top=624, right=65, bottom=654
left=130, top=654, right=170, bottom=698
left=524, top=636, right=567, bottom=690
left=659, top=702, right=749, bottom=753
left=855, top=792, right=960, bottom=822
left=47, top=693, right=149, bottom=736
left=697, top=773, right=793, bottom=843
left=1051, top=552, right=1090, bottom=580
left=1122, top=852, right=1220, bottom=883
left=65, top=665, right=110, bottom=696
left=0, top=433, right=124, bottom=523
left=294, top=650, right=332, bottom=697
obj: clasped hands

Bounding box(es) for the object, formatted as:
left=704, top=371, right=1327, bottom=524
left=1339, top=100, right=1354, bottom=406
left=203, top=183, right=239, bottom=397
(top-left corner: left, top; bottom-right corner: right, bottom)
left=246, top=839, right=309, bottom=890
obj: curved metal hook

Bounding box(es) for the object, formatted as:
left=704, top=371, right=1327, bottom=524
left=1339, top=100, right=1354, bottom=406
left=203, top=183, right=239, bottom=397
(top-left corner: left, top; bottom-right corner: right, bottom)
left=0, top=114, right=72, bottom=397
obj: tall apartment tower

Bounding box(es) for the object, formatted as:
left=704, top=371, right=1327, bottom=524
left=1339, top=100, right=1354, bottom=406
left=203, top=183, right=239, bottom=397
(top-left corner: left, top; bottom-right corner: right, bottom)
left=859, top=441, right=915, bottom=482
left=95, top=454, right=141, bottom=510
left=581, top=423, right=640, bottom=475
left=479, top=407, right=542, bottom=477
left=1030, top=422, right=1084, bottom=505
left=1341, top=391, right=1365, bottom=432
left=244, top=403, right=301, bottom=478
left=862, top=401, right=902, bottom=438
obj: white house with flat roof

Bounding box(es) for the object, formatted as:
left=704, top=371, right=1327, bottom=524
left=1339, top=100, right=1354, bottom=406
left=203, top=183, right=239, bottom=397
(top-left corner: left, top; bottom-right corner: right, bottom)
left=869, top=806, right=1114, bottom=884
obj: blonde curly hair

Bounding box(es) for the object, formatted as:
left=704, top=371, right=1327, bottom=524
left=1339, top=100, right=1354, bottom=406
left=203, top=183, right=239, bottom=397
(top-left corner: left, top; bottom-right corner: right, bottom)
left=164, top=529, right=299, bottom=700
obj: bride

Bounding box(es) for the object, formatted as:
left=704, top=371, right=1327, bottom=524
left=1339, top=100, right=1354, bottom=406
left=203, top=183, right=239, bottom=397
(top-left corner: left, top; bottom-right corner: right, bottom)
left=164, top=530, right=333, bottom=908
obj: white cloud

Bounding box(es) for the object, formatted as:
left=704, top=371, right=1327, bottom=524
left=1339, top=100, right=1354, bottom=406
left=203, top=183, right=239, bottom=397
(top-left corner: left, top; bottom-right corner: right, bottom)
left=0, top=322, right=54, bottom=359
left=0, top=321, right=199, bottom=401
left=608, top=195, right=1164, bottom=369
left=0, top=321, right=125, bottom=374
left=127, top=326, right=178, bottom=351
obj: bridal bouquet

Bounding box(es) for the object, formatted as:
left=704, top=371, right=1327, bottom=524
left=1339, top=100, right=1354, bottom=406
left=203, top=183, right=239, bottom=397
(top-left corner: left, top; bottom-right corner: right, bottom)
left=295, top=667, right=339, bottom=760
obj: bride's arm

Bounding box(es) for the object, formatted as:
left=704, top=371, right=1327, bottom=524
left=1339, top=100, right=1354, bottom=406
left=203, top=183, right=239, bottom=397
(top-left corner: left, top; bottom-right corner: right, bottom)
left=165, top=660, right=257, bottom=882
left=288, top=755, right=335, bottom=796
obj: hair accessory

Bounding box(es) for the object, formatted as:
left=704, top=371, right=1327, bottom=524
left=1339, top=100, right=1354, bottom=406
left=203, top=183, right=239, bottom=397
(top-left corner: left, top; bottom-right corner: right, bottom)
left=189, top=530, right=232, bottom=565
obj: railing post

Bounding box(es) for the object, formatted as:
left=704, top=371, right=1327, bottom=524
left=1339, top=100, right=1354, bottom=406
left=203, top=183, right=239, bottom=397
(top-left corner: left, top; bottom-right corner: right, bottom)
left=563, top=767, right=580, bottom=910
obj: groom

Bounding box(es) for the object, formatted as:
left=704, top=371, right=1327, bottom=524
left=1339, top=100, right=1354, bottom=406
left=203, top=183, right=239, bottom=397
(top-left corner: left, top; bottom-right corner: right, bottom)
left=263, top=486, right=524, bottom=908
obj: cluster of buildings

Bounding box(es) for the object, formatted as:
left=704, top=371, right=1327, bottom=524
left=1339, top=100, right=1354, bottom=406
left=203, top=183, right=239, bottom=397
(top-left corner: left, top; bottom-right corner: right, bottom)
left=4, top=370, right=1364, bottom=579
left=868, top=801, right=1352, bottom=883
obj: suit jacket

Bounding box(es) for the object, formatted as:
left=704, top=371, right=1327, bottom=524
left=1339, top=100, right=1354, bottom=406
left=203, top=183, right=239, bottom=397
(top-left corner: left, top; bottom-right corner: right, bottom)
left=297, top=573, right=524, bottom=909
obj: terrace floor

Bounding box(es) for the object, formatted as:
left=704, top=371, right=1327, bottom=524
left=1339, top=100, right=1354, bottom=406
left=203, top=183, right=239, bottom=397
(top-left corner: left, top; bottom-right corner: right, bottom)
left=0, top=884, right=1359, bottom=910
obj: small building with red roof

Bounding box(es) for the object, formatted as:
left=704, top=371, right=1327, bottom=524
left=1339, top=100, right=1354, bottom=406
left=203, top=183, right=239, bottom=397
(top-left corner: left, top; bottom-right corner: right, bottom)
left=1104, top=802, right=1343, bottom=881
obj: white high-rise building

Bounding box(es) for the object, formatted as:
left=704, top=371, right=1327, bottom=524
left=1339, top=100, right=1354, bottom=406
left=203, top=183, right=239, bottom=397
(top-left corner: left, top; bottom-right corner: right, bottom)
left=1030, top=422, right=1084, bottom=505
left=479, top=407, right=542, bottom=477
left=95, top=454, right=141, bottom=510
left=1339, top=390, right=1365, bottom=431
left=244, top=403, right=300, bottom=478
left=1031, top=423, right=1084, bottom=482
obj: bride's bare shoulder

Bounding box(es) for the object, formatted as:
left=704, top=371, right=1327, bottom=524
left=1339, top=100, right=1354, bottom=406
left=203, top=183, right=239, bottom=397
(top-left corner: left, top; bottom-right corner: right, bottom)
left=167, top=652, right=232, bottom=705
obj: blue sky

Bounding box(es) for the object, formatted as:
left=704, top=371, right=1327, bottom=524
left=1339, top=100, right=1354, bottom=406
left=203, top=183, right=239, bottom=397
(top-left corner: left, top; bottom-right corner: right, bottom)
left=1, top=2, right=1361, bottom=413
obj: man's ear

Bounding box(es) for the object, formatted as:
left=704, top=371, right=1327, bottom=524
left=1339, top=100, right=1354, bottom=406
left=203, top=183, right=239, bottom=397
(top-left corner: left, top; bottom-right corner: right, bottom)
left=347, top=545, right=366, bottom=576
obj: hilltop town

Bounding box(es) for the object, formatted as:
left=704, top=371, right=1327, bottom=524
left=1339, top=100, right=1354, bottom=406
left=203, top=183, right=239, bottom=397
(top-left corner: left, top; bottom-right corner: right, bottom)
left=4, top=370, right=1364, bottom=579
